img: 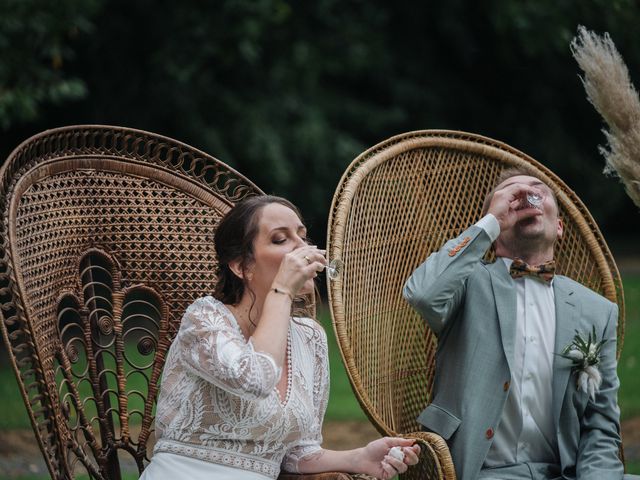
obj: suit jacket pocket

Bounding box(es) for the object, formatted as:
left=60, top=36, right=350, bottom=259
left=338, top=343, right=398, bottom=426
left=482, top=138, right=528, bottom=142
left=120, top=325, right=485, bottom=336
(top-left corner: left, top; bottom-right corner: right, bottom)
left=417, top=403, right=461, bottom=440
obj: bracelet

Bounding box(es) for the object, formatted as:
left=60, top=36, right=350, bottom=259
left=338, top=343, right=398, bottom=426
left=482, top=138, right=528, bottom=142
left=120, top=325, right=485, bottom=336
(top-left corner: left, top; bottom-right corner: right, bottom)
left=271, top=287, right=294, bottom=302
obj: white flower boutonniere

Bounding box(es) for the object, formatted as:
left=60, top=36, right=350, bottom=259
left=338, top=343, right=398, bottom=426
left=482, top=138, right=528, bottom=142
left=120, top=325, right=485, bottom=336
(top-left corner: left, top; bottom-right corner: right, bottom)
left=558, top=326, right=606, bottom=400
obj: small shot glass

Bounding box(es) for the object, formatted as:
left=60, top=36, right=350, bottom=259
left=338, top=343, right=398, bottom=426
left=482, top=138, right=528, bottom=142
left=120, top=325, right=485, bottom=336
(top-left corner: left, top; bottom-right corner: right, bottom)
left=524, top=188, right=545, bottom=208
left=527, top=192, right=543, bottom=206
left=388, top=446, right=405, bottom=461
left=325, top=258, right=343, bottom=281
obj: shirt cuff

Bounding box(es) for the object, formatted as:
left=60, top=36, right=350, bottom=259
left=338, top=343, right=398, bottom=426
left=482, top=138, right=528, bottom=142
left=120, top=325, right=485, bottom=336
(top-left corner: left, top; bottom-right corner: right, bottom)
left=475, top=214, right=500, bottom=242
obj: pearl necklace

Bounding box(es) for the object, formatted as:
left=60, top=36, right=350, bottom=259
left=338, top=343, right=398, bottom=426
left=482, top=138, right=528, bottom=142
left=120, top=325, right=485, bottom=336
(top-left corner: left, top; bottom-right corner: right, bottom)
left=279, top=326, right=293, bottom=407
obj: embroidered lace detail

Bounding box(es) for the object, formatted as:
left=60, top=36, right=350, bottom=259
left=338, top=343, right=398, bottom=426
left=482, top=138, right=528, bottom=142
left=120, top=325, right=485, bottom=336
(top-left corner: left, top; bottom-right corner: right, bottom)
left=154, top=296, right=329, bottom=476
left=154, top=439, right=281, bottom=478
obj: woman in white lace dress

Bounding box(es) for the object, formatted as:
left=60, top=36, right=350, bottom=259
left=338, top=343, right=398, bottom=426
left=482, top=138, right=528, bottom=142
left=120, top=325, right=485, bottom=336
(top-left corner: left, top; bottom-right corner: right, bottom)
left=141, top=195, right=420, bottom=480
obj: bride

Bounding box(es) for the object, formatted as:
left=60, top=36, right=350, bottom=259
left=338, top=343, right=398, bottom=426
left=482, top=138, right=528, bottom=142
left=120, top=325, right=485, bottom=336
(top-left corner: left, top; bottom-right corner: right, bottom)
left=141, top=195, right=420, bottom=479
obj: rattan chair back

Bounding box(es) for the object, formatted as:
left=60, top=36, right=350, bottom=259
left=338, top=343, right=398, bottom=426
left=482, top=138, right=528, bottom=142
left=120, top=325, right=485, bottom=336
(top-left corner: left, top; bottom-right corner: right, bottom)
left=326, top=130, right=624, bottom=441
left=0, top=126, right=314, bottom=479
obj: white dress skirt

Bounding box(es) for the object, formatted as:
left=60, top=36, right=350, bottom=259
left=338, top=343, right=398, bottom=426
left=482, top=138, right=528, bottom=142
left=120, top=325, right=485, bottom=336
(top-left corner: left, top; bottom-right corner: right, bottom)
left=139, top=452, right=272, bottom=480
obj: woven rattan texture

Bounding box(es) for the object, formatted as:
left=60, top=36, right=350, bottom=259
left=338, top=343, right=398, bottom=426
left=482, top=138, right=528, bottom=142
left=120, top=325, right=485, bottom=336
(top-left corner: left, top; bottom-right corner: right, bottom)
left=0, top=126, right=278, bottom=479
left=327, top=130, right=624, bottom=480
left=4, top=126, right=258, bottom=204
left=17, top=169, right=225, bottom=474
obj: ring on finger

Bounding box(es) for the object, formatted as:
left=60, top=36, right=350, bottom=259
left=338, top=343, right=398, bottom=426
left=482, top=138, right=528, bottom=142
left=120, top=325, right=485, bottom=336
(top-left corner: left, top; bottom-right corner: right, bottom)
left=304, top=255, right=311, bottom=265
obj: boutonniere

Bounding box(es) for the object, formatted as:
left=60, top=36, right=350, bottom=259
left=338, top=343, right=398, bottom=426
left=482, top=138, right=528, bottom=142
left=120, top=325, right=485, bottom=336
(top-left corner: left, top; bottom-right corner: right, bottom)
left=558, top=326, right=606, bottom=400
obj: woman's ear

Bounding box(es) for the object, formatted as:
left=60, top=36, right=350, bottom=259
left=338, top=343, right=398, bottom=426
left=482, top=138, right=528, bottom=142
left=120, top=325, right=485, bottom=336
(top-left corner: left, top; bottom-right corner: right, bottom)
left=228, top=259, right=244, bottom=279
left=229, top=259, right=254, bottom=281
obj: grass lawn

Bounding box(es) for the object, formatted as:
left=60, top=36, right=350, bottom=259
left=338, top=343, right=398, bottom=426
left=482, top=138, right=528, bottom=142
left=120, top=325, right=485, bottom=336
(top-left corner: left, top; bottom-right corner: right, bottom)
left=618, top=276, right=640, bottom=420
left=317, top=306, right=368, bottom=422
left=0, top=364, right=33, bottom=430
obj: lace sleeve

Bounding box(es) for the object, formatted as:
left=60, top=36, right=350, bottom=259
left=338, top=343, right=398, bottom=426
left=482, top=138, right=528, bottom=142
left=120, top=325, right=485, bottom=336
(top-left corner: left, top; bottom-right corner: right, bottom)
left=177, top=297, right=281, bottom=399
left=282, top=322, right=330, bottom=472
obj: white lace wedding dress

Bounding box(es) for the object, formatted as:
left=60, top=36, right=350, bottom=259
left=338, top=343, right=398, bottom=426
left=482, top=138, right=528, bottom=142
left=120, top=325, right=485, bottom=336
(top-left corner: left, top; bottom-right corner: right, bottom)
left=140, top=296, right=329, bottom=480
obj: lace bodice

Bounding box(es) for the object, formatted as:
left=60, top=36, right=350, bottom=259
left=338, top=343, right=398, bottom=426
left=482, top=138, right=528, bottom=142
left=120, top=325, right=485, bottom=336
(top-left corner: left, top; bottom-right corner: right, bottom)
left=154, top=296, right=329, bottom=479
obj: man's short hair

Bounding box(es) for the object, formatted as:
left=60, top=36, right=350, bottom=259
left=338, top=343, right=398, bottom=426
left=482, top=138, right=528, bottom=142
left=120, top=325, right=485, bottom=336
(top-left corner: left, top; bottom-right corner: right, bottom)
left=480, top=167, right=558, bottom=216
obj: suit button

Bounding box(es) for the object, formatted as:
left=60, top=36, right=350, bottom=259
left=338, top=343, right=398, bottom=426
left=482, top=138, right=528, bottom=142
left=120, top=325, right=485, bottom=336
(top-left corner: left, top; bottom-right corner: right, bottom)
left=485, top=428, right=494, bottom=439
left=503, top=381, right=510, bottom=392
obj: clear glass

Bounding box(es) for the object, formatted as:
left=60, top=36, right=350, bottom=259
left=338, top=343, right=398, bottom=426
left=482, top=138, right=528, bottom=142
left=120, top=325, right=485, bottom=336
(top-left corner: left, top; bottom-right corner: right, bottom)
left=325, top=258, right=343, bottom=281
left=526, top=190, right=544, bottom=207
left=388, top=446, right=405, bottom=461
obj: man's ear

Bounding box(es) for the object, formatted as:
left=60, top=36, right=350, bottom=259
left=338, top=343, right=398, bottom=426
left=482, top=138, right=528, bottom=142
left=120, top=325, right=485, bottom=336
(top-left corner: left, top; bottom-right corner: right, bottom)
left=556, top=218, right=564, bottom=240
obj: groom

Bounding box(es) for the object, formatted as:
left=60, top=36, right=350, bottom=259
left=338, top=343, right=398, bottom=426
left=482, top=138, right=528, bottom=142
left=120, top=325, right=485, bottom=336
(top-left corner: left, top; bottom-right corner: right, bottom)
left=403, top=169, right=634, bottom=480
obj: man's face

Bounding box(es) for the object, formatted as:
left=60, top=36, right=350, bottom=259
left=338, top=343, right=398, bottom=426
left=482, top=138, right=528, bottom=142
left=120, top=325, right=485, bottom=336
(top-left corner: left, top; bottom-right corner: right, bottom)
left=494, top=175, right=563, bottom=252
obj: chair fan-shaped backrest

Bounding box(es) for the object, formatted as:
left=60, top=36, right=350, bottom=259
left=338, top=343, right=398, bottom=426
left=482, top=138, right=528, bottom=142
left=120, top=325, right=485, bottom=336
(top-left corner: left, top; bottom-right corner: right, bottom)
left=0, top=126, right=266, bottom=479
left=326, top=130, right=624, bottom=437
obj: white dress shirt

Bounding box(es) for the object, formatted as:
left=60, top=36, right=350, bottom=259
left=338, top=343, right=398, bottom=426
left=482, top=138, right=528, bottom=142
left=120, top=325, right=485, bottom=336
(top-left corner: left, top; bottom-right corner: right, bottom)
left=476, top=215, right=560, bottom=466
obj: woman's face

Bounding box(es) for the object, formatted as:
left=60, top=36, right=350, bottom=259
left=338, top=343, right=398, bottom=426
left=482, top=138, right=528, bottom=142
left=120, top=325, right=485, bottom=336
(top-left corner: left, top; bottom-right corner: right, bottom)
left=247, top=202, right=313, bottom=295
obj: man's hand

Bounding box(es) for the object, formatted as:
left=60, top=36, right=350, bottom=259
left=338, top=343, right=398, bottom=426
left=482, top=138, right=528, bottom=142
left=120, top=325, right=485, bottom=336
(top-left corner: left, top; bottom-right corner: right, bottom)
left=488, top=183, right=543, bottom=232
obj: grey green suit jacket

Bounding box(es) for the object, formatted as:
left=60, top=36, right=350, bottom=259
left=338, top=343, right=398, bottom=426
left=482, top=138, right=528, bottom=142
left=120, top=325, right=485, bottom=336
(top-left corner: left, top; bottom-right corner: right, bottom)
left=403, top=225, right=623, bottom=480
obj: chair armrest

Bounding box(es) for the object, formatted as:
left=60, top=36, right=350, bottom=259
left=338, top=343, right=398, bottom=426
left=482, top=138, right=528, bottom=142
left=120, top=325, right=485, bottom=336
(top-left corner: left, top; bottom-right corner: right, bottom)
left=400, top=431, right=456, bottom=480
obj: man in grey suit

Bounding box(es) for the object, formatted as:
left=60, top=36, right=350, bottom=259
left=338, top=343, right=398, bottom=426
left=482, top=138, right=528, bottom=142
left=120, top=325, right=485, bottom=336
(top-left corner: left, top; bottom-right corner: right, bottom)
left=403, top=169, right=636, bottom=480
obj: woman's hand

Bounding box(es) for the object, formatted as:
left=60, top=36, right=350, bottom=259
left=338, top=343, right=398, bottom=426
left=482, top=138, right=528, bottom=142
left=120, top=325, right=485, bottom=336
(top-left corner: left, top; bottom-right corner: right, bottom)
left=355, top=437, right=420, bottom=479
left=271, top=245, right=326, bottom=297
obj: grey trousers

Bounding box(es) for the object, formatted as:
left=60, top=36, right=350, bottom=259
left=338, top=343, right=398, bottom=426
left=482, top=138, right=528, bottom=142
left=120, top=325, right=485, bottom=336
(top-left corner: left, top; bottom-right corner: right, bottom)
left=478, top=462, right=640, bottom=480
left=478, top=462, right=561, bottom=480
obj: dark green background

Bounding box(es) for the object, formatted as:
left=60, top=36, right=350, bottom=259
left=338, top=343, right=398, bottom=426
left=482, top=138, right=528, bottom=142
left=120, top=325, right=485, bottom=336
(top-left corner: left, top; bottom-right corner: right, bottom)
left=2, top=3, right=640, bottom=476
left=2, top=0, right=640, bottom=242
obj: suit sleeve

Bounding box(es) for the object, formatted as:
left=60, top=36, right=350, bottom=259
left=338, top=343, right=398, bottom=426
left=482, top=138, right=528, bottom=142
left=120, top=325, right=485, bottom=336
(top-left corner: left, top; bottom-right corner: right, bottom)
left=576, top=302, right=624, bottom=480
left=403, top=223, right=494, bottom=335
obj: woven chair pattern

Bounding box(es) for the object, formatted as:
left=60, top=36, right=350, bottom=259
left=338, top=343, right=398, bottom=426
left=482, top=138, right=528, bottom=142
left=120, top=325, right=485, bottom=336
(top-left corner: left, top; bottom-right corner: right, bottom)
left=0, top=126, right=321, bottom=479
left=326, top=130, right=625, bottom=480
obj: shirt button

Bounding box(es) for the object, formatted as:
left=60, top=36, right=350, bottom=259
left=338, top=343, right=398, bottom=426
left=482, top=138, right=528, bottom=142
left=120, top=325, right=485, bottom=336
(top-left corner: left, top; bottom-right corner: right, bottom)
left=485, top=428, right=494, bottom=439
left=503, top=381, right=510, bottom=391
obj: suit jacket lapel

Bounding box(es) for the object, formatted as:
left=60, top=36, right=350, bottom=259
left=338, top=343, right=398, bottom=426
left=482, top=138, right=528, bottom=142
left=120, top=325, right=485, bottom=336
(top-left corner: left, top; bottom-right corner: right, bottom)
left=552, top=276, right=577, bottom=429
left=488, top=260, right=517, bottom=375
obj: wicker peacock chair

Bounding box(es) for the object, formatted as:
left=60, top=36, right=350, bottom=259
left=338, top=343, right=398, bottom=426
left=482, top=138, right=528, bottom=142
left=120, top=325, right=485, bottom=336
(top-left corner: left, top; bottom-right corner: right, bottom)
left=326, top=130, right=626, bottom=480
left=0, top=125, right=351, bottom=480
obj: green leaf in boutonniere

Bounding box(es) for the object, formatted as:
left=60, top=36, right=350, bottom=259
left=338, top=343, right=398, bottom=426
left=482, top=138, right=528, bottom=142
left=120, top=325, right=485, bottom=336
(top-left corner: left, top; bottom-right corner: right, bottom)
left=557, top=326, right=606, bottom=400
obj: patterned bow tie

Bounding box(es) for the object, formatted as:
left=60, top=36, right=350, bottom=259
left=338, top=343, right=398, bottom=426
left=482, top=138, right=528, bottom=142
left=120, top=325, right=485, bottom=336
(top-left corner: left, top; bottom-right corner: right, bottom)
left=509, top=258, right=556, bottom=284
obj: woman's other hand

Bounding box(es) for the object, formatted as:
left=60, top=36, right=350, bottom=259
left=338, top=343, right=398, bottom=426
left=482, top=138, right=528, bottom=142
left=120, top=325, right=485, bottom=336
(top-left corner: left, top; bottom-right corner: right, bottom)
left=356, top=437, right=420, bottom=479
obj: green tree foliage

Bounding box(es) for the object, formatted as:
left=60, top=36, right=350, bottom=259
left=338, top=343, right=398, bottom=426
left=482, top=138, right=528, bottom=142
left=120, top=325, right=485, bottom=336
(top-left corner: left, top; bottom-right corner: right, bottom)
left=2, top=0, right=640, bottom=238
left=0, top=0, right=104, bottom=129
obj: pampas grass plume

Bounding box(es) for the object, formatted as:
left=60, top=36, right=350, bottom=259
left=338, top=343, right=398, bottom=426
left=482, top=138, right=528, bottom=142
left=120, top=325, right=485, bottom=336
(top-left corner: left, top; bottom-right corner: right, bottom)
left=571, top=25, right=640, bottom=208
